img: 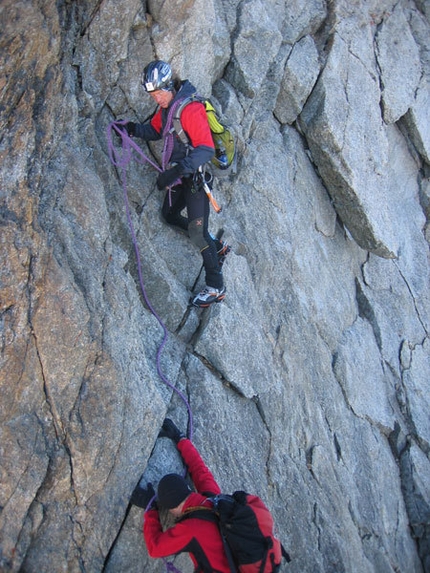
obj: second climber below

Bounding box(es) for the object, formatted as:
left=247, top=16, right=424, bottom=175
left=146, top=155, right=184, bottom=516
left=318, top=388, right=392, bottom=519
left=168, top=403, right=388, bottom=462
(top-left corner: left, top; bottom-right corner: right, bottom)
left=124, top=60, right=229, bottom=308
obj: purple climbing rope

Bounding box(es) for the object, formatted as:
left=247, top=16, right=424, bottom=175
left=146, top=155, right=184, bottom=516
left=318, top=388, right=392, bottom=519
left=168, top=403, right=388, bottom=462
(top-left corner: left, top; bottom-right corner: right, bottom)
left=107, top=129, right=188, bottom=573
left=106, top=121, right=194, bottom=441
left=162, top=560, right=183, bottom=573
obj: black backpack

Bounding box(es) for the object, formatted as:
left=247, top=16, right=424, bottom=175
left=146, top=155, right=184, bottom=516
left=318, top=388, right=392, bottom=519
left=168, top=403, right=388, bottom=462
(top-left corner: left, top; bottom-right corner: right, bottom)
left=179, top=491, right=291, bottom=573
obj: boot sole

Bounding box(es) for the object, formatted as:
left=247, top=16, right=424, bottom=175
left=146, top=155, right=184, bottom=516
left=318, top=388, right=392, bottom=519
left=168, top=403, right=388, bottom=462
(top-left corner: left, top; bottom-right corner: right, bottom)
left=191, top=293, right=226, bottom=308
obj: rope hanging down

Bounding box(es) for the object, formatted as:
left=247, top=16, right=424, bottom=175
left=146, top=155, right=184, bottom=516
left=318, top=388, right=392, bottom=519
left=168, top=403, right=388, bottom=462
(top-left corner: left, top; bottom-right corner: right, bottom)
left=107, top=122, right=193, bottom=573
left=106, top=121, right=194, bottom=443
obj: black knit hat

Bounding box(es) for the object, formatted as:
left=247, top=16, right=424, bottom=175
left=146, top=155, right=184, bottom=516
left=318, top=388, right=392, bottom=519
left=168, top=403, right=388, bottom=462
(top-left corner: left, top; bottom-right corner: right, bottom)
left=157, top=473, right=192, bottom=509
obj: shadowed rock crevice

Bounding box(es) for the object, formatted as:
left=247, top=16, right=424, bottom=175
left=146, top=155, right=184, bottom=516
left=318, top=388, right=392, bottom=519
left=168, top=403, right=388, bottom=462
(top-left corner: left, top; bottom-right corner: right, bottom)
left=389, top=425, right=430, bottom=571
left=399, top=350, right=430, bottom=455
left=394, top=260, right=430, bottom=337
left=355, top=278, right=382, bottom=351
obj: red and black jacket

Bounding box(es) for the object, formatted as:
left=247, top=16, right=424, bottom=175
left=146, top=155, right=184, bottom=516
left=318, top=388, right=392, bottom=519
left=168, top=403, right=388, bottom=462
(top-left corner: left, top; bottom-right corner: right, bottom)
left=143, top=439, right=231, bottom=572
left=134, top=80, right=214, bottom=175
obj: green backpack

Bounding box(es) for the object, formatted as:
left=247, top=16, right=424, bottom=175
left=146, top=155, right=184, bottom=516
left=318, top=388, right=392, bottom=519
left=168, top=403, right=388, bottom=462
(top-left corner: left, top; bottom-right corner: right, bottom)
left=173, top=95, right=236, bottom=171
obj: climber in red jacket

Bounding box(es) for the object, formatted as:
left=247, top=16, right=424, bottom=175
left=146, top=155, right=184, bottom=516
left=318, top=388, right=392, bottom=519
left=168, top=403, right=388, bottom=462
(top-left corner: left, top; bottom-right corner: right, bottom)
left=130, top=418, right=231, bottom=572
left=123, top=60, right=229, bottom=308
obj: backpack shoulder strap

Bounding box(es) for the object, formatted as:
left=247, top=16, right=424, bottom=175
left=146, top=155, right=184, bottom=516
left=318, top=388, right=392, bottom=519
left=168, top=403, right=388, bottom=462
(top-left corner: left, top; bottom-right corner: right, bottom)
left=178, top=506, right=237, bottom=573
left=179, top=504, right=237, bottom=573
left=178, top=505, right=218, bottom=523
left=172, top=94, right=206, bottom=146
left=281, top=543, right=292, bottom=563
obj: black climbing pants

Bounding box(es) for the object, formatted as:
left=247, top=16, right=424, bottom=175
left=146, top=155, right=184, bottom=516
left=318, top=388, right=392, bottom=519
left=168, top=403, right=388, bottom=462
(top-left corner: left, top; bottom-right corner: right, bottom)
left=161, top=176, right=223, bottom=289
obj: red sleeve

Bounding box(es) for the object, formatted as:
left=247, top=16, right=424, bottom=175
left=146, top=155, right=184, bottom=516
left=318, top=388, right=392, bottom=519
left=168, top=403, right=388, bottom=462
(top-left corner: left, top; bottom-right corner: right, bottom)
left=150, top=108, right=162, bottom=134
left=180, top=102, right=215, bottom=149
left=178, top=439, right=221, bottom=495
left=143, top=508, right=195, bottom=558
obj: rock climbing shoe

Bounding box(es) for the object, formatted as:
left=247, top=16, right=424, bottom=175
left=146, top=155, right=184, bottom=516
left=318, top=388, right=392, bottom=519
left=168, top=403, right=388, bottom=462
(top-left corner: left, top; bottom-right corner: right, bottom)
left=192, top=285, right=226, bottom=308
left=217, top=241, right=231, bottom=268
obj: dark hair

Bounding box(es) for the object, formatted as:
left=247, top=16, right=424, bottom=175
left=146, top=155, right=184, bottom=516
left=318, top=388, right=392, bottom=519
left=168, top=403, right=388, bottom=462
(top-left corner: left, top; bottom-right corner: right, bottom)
left=172, top=76, right=182, bottom=91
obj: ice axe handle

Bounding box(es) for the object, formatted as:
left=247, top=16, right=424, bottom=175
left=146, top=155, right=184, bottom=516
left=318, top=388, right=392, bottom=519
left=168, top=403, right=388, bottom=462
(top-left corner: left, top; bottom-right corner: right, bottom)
left=203, top=182, right=222, bottom=213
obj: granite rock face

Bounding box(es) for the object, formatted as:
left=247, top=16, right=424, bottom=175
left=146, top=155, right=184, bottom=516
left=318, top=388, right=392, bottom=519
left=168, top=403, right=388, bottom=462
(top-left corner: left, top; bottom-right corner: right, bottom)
left=1, top=1, right=429, bottom=572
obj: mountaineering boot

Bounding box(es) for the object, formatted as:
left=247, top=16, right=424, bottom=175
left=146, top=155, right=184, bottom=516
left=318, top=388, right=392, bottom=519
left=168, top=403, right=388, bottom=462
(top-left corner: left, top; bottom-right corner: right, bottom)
left=217, top=240, right=231, bottom=268
left=192, top=285, right=226, bottom=308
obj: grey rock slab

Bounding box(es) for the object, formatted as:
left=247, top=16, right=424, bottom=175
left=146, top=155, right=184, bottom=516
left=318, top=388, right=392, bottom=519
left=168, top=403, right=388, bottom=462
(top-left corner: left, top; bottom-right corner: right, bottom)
left=332, top=317, right=396, bottom=429
left=275, top=35, right=321, bottom=125
left=376, top=4, right=422, bottom=124
left=300, top=28, right=424, bottom=259
left=403, top=338, right=430, bottom=446
left=225, top=0, right=283, bottom=98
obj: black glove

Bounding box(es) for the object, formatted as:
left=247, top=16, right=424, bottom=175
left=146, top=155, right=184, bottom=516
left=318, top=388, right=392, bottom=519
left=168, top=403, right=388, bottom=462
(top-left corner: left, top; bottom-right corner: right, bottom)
left=125, top=122, right=136, bottom=136
left=159, top=418, right=185, bottom=444
left=156, top=164, right=182, bottom=190
left=130, top=481, right=157, bottom=509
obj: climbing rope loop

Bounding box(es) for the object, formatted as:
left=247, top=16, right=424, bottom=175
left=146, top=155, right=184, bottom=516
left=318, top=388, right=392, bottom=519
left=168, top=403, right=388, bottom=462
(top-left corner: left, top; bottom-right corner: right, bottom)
left=106, top=122, right=194, bottom=440
left=107, top=121, right=196, bottom=573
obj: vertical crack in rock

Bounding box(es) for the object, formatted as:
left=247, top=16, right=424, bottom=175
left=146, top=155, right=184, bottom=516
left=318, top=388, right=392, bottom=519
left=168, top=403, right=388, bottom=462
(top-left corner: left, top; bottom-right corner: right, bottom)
left=77, top=0, right=105, bottom=38
left=32, top=326, right=79, bottom=500
left=312, top=502, right=322, bottom=553
left=323, top=414, right=344, bottom=464
left=181, top=363, right=194, bottom=438
left=373, top=18, right=385, bottom=123
left=101, top=506, right=132, bottom=573
left=397, top=350, right=430, bottom=455
left=192, top=349, right=246, bottom=398
left=393, top=260, right=429, bottom=337
left=29, top=306, right=65, bottom=446
left=189, top=312, right=209, bottom=348
left=251, top=395, right=276, bottom=488
left=331, top=349, right=358, bottom=417
left=174, top=305, right=193, bottom=336
left=144, top=5, right=158, bottom=56
left=355, top=278, right=382, bottom=350
left=252, top=395, right=267, bottom=427
left=26, top=255, right=82, bottom=573
left=305, top=444, right=322, bottom=486
left=388, top=424, right=430, bottom=570
left=396, top=346, right=417, bottom=435
left=69, top=513, right=86, bottom=572
left=333, top=432, right=343, bottom=462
